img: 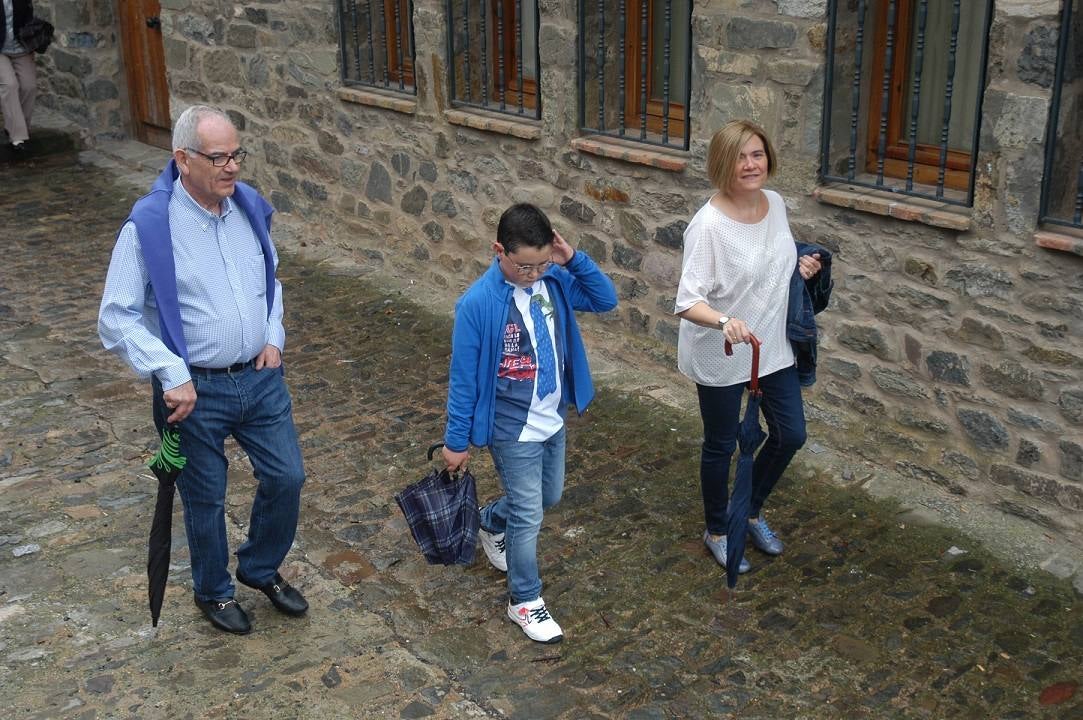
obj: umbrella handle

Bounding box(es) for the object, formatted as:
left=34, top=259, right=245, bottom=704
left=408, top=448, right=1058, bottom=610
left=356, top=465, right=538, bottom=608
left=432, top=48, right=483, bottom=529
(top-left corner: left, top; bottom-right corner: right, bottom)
left=427, top=442, right=467, bottom=481
left=724, top=335, right=761, bottom=393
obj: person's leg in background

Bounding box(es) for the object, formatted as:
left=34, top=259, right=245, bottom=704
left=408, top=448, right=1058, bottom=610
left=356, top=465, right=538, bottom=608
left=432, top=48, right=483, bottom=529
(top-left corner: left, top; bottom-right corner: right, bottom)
left=0, top=53, right=34, bottom=146
left=11, top=53, right=35, bottom=140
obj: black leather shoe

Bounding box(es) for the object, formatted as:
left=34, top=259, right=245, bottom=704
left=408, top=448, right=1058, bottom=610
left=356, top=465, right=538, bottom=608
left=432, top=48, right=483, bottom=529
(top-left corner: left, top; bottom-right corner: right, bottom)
left=236, top=572, right=308, bottom=617
left=194, top=596, right=252, bottom=634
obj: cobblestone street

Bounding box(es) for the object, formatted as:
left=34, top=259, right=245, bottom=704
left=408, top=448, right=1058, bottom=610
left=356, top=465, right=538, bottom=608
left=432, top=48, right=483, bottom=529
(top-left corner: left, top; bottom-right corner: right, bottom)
left=1, top=145, right=1081, bottom=719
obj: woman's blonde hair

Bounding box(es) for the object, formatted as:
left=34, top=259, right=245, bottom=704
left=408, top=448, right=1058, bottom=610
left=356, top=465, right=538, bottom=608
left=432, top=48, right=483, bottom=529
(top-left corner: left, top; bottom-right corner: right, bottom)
left=706, top=120, right=776, bottom=195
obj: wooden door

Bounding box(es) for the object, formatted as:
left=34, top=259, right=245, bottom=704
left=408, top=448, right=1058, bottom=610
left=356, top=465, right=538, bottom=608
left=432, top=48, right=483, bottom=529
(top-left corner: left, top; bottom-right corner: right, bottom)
left=120, top=0, right=171, bottom=149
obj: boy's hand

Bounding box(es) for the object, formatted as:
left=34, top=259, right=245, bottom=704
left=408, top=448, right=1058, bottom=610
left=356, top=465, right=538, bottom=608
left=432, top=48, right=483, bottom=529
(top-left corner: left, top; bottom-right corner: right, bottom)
left=551, top=231, right=575, bottom=266
left=442, top=446, right=470, bottom=472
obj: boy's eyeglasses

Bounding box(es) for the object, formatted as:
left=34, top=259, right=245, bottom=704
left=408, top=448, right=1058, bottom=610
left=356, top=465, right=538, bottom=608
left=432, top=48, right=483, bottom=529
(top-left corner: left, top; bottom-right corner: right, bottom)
left=512, top=259, right=553, bottom=275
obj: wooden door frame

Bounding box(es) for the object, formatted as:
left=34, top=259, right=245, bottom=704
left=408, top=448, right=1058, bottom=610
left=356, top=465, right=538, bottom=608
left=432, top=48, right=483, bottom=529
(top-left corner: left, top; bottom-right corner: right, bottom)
left=119, top=0, right=171, bottom=149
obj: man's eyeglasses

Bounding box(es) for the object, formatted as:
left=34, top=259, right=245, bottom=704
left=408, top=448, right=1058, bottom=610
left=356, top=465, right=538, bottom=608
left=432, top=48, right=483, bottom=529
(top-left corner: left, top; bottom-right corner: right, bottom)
left=511, top=259, right=553, bottom=275
left=186, top=147, right=248, bottom=167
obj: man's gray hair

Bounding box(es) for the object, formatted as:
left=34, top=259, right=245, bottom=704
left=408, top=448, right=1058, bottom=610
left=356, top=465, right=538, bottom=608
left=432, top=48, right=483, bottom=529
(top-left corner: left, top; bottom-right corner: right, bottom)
left=172, top=105, right=233, bottom=152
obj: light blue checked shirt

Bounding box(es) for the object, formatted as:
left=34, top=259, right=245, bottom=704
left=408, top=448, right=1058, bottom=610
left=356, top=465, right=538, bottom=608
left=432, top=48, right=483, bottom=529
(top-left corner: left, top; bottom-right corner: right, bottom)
left=99, top=178, right=285, bottom=391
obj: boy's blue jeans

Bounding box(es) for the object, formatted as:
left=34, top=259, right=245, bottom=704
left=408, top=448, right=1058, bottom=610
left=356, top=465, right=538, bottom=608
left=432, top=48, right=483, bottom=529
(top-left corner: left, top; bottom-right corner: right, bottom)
left=696, top=365, right=807, bottom=536
left=482, top=427, right=566, bottom=604
left=153, top=365, right=306, bottom=602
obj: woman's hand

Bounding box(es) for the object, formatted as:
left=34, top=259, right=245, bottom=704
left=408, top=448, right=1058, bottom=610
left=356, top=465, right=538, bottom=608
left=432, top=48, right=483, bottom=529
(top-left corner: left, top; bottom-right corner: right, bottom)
left=798, top=252, right=822, bottom=280
left=722, top=317, right=752, bottom=344
left=551, top=230, right=576, bottom=266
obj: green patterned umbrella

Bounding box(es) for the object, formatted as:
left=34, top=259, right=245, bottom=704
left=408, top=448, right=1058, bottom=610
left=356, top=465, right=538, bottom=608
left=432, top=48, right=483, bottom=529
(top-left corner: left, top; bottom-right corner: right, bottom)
left=147, top=426, right=185, bottom=627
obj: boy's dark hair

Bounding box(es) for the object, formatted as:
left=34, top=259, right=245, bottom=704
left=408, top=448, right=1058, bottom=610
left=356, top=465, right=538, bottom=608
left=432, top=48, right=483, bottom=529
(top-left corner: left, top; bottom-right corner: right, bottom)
left=497, top=203, right=553, bottom=253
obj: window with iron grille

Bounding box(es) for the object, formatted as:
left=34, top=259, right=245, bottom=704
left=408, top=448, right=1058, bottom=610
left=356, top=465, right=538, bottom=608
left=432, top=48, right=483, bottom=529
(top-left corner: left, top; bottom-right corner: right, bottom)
left=578, top=0, right=692, bottom=150
left=821, top=0, right=993, bottom=206
left=447, top=0, right=541, bottom=118
left=338, top=0, right=416, bottom=95
left=1040, top=0, right=1083, bottom=231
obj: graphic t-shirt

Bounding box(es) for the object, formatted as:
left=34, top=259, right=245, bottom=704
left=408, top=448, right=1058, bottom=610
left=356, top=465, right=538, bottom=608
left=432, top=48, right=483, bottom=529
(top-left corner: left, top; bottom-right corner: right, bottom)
left=492, top=280, right=564, bottom=442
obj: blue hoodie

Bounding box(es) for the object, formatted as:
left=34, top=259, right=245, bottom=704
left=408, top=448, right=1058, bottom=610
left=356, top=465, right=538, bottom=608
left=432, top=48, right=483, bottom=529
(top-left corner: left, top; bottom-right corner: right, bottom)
left=444, top=252, right=618, bottom=452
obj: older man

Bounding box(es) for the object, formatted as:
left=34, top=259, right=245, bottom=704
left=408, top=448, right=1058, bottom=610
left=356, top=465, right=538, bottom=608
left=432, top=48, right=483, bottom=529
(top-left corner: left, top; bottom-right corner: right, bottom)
left=99, top=105, right=307, bottom=634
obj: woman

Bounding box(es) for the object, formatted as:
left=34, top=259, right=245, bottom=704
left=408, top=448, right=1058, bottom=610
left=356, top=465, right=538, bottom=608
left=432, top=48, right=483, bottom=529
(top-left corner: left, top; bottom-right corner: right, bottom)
left=674, top=120, right=823, bottom=573
left=0, top=0, right=37, bottom=152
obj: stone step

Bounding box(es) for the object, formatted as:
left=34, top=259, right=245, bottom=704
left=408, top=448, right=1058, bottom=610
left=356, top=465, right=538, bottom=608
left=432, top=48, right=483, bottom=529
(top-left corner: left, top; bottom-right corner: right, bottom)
left=0, top=128, right=81, bottom=163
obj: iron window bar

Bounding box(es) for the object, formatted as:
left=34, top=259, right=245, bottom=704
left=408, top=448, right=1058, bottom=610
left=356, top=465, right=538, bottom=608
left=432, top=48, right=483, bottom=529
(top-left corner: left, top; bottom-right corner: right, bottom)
left=1039, top=0, right=1083, bottom=230
left=338, top=0, right=416, bottom=95
left=447, top=0, right=542, bottom=119
left=577, top=0, right=692, bottom=151
left=819, top=0, right=993, bottom=207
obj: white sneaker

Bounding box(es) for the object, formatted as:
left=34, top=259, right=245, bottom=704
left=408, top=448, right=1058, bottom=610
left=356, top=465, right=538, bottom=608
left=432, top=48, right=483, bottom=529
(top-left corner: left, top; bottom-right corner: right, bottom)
left=507, top=597, right=563, bottom=643
left=478, top=527, right=507, bottom=572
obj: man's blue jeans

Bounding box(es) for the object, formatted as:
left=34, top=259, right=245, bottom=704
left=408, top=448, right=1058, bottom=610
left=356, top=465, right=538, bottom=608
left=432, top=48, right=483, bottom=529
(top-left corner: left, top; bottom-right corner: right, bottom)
left=482, top=427, right=566, bottom=604
left=153, top=365, right=306, bottom=602
left=696, top=365, right=807, bottom=536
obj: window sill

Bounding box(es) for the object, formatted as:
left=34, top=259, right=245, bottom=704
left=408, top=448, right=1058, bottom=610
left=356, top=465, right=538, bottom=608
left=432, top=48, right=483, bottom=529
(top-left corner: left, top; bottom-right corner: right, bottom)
left=1034, top=228, right=1083, bottom=257
left=337, top=86, right=417, bottom=115
left=813, top=183, right=971, bottom=231
left=570, top=136, right=688, bottom=172
left=444, top=108, right=541, bottom=140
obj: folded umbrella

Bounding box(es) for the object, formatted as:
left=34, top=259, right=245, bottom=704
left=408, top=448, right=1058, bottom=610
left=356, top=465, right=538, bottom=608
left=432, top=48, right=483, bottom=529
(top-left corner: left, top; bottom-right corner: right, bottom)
left=724, top=335, right=767, bottom=590
left=147, top=425, right=185, bottom=627
left=394, top=443, right=480, bottom=566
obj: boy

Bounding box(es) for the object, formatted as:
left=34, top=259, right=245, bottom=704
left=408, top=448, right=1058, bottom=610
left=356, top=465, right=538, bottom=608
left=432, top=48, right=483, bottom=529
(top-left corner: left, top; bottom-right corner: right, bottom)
left=441, top=203, right=617, bottom=643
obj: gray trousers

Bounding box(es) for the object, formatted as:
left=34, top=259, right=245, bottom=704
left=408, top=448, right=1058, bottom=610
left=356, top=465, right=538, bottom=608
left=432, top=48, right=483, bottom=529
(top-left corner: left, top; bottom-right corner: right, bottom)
left=0, top=52, right=36, bottom=144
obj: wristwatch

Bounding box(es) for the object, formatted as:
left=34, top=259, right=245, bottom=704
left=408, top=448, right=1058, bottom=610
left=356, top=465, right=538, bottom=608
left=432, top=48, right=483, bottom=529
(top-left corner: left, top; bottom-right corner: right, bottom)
left=718, top=315, right=731, bottom=330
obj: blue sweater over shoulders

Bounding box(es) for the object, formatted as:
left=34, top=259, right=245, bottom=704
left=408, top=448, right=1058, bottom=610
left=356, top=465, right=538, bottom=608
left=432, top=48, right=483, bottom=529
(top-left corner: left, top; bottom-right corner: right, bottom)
left=126, top=159, right=276, bottom=365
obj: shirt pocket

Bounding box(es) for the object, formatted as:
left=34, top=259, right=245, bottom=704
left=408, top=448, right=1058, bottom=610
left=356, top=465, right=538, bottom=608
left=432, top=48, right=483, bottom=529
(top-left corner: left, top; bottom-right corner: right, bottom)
left=244, top=253, right=267, bottom=300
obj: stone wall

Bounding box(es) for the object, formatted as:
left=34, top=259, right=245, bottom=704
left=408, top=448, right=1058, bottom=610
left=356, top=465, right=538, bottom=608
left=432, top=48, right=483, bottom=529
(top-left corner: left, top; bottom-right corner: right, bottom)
left=148, top=0, right=1083, bottom=538
left=32, top=0, right=126, bottom=140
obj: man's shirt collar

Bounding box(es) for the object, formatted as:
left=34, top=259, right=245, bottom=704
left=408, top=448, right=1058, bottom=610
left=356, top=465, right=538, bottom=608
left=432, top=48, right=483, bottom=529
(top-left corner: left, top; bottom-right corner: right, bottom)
left=173, top=176, right=234, bottom=220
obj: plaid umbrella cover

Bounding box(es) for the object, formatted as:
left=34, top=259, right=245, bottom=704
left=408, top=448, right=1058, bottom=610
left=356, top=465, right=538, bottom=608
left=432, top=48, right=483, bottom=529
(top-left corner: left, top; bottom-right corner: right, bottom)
left=394, top=443, right=480, bottom=565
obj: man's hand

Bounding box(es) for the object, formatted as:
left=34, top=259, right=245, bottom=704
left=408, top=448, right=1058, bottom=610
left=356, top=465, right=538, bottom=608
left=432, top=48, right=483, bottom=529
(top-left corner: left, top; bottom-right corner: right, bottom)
left=254, top=344, right=282, bottom=370
left=442, top=446, right=470, bottom=472
left=164, top=381, right=197, bottom=424
left=551, top=230, right=576, bottom=266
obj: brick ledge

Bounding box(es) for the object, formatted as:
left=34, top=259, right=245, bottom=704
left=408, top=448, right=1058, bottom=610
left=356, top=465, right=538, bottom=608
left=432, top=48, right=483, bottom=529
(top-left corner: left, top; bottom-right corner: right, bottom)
left=813, top=183, right=971, bottom=231
left=570, top=136, right=688, bottom=172
left=336, top=86, right=417, bottom=115
left=1034, top=229, right=1083, bottom=256
left=444, top=109, right=541, bottom=140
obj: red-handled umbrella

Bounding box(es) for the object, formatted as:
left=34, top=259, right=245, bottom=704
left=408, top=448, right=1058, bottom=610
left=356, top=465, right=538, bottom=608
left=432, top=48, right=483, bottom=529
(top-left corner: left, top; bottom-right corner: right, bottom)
left=724, top=335, right=766, bottom=589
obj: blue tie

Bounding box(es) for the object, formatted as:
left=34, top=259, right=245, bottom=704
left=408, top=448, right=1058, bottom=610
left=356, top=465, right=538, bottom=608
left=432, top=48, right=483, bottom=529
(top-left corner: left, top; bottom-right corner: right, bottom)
left=525, top=287, right=557, bottom=399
